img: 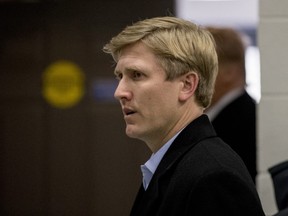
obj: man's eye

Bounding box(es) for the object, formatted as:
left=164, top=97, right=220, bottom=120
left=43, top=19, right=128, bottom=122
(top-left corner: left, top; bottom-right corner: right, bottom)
left=133, top=71, right=142, bottom=79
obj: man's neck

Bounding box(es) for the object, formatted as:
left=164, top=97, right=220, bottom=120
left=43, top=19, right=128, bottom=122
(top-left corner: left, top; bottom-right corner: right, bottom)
left=146, top=106, right=203, bottom=153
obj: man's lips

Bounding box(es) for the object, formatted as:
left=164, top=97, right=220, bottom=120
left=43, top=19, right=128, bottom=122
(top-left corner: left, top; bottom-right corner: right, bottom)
left=123, top=107, right=136, bottom=116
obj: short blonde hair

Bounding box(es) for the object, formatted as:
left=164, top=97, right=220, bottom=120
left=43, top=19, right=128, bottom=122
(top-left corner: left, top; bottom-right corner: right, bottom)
left=103, top=16, right=218, bottom=108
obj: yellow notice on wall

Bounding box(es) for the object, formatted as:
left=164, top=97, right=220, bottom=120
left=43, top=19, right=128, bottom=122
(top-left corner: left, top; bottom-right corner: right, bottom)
left=42, top=60, right=85, bottom=109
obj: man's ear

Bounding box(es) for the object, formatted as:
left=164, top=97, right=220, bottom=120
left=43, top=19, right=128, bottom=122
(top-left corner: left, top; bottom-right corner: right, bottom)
left=178, top=72, right=199, bottom=102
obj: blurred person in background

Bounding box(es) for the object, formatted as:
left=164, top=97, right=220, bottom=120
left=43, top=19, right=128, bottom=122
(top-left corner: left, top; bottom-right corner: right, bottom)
left=205, top=27, right=257, bottom=183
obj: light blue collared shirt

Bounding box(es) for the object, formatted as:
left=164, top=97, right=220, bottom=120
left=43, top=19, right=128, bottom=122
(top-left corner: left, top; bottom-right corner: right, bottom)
left=140, top=131, right=181, bottom=190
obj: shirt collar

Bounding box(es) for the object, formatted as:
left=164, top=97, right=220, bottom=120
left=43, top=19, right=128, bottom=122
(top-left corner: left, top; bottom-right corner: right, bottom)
left=141, top=130, right=181, bottom=190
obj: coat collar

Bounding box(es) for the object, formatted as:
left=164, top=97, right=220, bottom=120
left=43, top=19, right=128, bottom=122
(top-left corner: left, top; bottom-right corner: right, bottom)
left=155, top=114, right=217, bottom=174
left=130, top=115, right=217, bottom=216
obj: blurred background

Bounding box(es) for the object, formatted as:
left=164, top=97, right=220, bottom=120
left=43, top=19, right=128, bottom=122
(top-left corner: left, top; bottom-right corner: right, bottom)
left=0, top=0, right=260, bottom=215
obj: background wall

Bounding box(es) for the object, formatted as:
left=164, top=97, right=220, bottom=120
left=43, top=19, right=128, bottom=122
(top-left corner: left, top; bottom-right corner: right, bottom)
left=2, top=0, right=288, bottom=215
left=258, top=0, right=288, bottom=215
left=0, top=1, right=173, bottom=215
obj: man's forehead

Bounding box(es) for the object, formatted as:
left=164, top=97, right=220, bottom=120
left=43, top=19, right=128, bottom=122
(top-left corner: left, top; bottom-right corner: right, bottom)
left=115, top=45, right=159, bottom=71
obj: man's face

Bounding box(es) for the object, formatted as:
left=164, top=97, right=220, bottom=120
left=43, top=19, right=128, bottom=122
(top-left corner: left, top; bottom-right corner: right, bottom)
left=114, top=42, right=182, bottom=147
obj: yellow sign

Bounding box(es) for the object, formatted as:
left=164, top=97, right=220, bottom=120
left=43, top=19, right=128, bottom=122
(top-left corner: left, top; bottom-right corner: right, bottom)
left=42, top=60, right=85, bottom=109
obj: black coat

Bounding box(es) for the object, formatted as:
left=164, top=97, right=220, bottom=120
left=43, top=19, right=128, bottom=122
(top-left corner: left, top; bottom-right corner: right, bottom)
left=130, top=115, right=265, bottom=216
left=211, top=91, right=256, bottom=182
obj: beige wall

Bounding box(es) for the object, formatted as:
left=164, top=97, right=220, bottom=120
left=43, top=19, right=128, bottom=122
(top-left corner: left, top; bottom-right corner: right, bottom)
left=258, top=0, right=288, bottom=215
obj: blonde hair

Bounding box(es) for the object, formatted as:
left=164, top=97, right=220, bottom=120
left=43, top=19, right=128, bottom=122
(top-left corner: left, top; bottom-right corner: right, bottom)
left=103, top=16, right=218, bottom=108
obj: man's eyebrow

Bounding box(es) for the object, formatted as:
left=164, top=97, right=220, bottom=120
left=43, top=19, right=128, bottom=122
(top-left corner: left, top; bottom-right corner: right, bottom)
left=126, top=66, right=144, bottom=73
left=114, top=66, right=142, bottom=75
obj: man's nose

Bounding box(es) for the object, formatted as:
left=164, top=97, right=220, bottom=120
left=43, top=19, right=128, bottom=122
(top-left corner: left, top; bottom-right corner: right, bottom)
left=114, top=79, right=132, bottom=101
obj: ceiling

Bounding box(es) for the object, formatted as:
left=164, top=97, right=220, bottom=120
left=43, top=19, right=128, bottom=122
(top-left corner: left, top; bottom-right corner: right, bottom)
left=175, top=0, right=258, bottom=29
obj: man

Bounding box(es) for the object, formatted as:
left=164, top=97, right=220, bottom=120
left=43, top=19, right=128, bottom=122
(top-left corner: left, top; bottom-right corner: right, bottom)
left=205, top=27, right=257, bottom=182
left=103, top=16, right=264, bottom=216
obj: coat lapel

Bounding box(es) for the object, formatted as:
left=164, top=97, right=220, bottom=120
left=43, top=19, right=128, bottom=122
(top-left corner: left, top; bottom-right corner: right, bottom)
left=156, top=115, right=217, bottom=176
left=130, top=115, right=217, bottom=216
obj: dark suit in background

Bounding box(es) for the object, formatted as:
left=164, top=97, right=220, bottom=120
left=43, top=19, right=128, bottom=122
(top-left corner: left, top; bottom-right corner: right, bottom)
left=211, top=91, right=256, bottom=182
left=205, top=27, right=257, bottom=182
left=131, top=115, right=264, bottom=216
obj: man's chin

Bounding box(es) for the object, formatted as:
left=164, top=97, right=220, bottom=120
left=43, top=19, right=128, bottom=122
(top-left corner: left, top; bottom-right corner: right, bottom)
left=126, top=131, right=138, bottom=139
left=125, top=127, right=141, bottom=139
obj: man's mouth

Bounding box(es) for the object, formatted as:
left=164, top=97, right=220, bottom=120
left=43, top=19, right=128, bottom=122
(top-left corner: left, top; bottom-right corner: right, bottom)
left=123, top=108, right=136, bottom=116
